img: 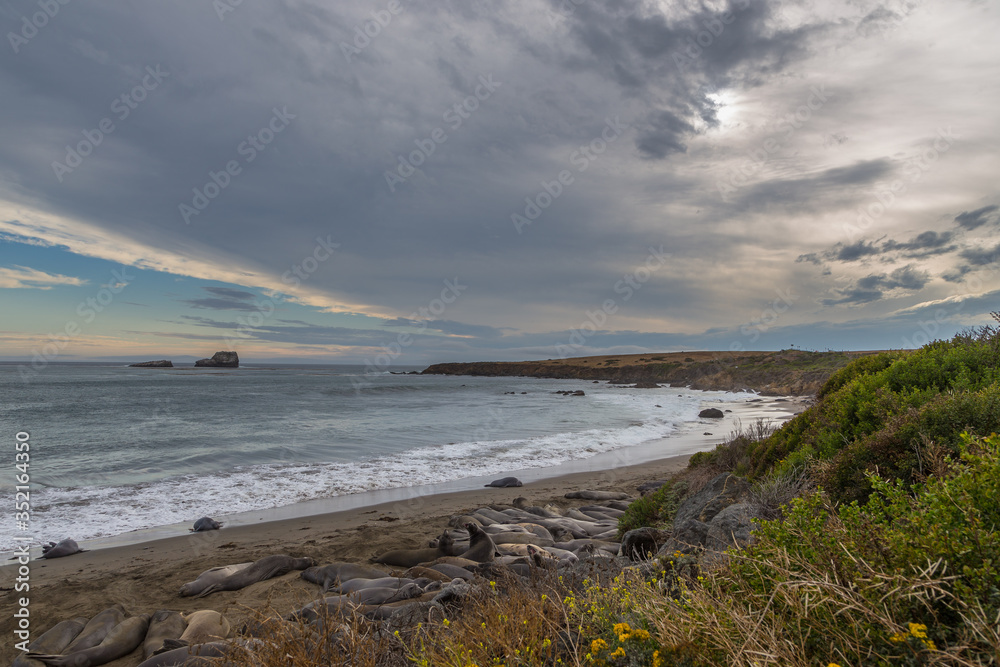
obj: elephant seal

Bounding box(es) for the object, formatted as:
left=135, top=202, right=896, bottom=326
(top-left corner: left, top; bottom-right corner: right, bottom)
left=332, top=576, right=414, bottom=594
left=371, top=530, right=461, bottom=567
left=30, top=615, right=150, bottom=667
left=402, top=565, right=453, bottom=583
left=485, top=476, right=522, bottom=488
left=564, top=490, right=630, bottom=501
left=158, top=611, right=230, bottom=652
left=136, top=641, right=229, bottom=667
left=459, top=522, right=499, bottom=563
left=13, top=618, right=87, bottom=667
left=142, top=610, right=187, bottom=658
left=189, top=554, right=315, bottom=597
left=301, top=562, right=387, bottom=592
left=429, top=563, right=474, bottom=580
left=189, top=517, right=222, bottom=532
left=179, top=562, right=253, bottom=597
left=39, top=538, right=85, bottom=559
left=64, top=605, right=126, bottom=653
left=346, top=582, right=424, bottom=605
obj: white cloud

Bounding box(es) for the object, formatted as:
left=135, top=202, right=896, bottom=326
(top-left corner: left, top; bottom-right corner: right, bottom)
left=0, top=265, right=86, bottom=290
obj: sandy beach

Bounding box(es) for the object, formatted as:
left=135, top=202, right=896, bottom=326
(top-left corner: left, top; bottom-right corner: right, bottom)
left=2, top=395, right=808, bottom=667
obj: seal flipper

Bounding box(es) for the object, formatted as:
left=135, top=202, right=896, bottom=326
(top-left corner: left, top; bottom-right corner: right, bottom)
left=158, top=638, right=190, bottom=652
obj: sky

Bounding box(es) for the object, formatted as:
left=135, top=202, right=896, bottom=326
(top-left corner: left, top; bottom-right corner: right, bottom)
left=2, top=0, right=999, bottom=367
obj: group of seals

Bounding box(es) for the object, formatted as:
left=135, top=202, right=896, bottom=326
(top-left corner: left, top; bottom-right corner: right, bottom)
left=29, top=615, right=150, bottom=667
left=370, top=530, right=462, bottom=568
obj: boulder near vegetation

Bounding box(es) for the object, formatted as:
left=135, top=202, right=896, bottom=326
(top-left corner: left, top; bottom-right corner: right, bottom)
left=159, top=324, right=1000, bottom=666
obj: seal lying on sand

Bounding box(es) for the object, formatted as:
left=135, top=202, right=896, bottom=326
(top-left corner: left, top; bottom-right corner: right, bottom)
left=157, top=611, right=230, bottom=653
left=142, top=610, right=187, bottom=658
left=29, top=615, right=150, bottom=667
left=485, top=476, right=522, bottom=488
left=185, top=554, right=315, bottom=598
left=63, top=605, right=126, bottom=653
left=189, top=517, right=222, bottom=532
left=371, top=530, right=462, bottom=568
left=13, top=618, right=87, bottom=667
left=179, top=562, right=253, bottom=597
left=39, top=538, right=85, bottom=559
left=564, top=490, right=630, bottom=501
left=136, top=641, right=229, bottom=667
left=301, top=562, right=388, bottom=592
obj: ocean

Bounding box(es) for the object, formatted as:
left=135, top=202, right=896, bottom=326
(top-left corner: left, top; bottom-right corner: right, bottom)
left=0, top=362, right=756, bottom=554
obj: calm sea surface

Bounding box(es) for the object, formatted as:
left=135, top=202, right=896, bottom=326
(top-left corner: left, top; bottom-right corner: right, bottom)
left=0, top=362, right=751, bottom=553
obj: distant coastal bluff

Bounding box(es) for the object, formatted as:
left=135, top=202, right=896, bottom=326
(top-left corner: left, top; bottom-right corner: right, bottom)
left=129, top=351, right=239, bottom=368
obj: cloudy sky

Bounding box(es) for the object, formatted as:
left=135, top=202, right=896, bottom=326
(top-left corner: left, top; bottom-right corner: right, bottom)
left=2, top=0, right=999, bottom=366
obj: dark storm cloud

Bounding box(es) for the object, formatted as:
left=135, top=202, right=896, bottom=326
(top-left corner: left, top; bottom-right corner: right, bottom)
left=821, top=265, right=929, bottom=306
left=958, top=243, right=1000, bottom=267
left=836, top=240, right=883, bottom=261
left=734, top=159, right=895, bottom=213
left=182, top=286, right=260, bottom=311
left=954, top=205, right=999, bottom=230
left=881, top=231, right=956, bottom=257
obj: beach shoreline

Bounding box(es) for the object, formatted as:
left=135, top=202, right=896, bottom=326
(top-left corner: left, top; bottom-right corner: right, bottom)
left=1, top=394, right=808, bottom=666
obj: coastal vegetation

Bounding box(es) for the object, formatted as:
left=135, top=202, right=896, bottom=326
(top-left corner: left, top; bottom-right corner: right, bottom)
left=208, top=325, right=1000, bottom=665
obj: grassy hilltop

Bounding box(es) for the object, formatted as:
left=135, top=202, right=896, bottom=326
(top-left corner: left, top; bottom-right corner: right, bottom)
left=423, top=348, right=880, bottom=396
left=222, top=330, right=1000, bottom=665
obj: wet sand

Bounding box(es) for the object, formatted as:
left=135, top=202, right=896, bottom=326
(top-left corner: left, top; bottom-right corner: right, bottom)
left=1, top=395, right=808, bottom=666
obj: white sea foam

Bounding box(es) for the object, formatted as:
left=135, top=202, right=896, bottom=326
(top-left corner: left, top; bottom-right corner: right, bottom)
left=1, top=387, right=751, bottom=553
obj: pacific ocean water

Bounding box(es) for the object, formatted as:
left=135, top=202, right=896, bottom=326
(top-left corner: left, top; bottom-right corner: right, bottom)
left=0, top=362, right=753, bottom=554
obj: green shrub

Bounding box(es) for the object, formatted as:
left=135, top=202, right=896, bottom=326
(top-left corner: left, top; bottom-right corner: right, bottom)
left=617, top=480, right=686, bottom=538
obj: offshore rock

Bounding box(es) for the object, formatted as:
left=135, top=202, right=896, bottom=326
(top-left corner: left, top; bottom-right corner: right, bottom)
left=130, top=360, right=173, bottom=368
left=194, top=351, right=239, bottom=367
